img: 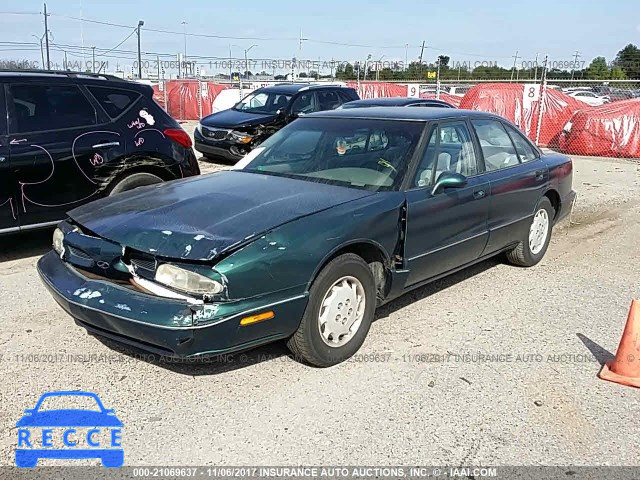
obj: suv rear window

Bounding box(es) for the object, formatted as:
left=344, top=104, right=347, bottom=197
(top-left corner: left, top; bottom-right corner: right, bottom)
left=9, top=84, right=97, bottom=133
left=88, top=86, right=140, bottom=118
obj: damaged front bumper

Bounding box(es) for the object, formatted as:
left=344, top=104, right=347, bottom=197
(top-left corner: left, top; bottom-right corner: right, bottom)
left=37, top=251, right=308, bottom=358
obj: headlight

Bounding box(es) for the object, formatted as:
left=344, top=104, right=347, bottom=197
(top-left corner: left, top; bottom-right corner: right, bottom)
left=195, top=123, right=203, bottom=135
left=52, top=228, right=65, bottom=256
left=155, top=264, right=224, bottom=295
left=230, top=130, right=254, bottom=144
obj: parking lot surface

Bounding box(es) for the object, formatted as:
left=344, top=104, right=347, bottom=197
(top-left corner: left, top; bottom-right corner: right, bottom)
left=0, top=136, right=638, bottom=465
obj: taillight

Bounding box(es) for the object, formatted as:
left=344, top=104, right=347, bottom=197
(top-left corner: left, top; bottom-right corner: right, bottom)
left=164, top=128, right=192, bottom=148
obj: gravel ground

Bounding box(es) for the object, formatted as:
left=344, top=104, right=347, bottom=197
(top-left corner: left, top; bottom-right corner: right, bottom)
left=0, top=130, right=638, bottom=467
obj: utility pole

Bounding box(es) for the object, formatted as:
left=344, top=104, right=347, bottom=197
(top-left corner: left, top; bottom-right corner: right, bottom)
left=418, top=40, right=425, bottom=65
left=137, top=20, right=144, bottom=79
left=228, top=45, right=233, bottom=83
left=510, top=50, right=520, bottom=82
left=363, top=54, right=372, bottom=81
left=91, top=46, right=95, bottom=73
left=32, top=34, right=45, bottom=68
left=405, top=43, right=408, bottom=71
left=181, top=21, right=188, bottom=77
left=570, top=50, right=580, bottom=81
left=157, top=55, right=160, bottom=80
left=533, top=52, right=539, bottom=82
left=63, top=50, right=67, bottom=70
left=244, top=45, right=257, bottom=82
left=43, top=3, right=50, bottom=69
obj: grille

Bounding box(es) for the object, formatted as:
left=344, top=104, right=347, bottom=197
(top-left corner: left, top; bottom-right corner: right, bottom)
left=203, top=126, right=229, bottom=141
left=67, top=245, right=92, bottom=261
left=130, top=257, right=157, bottom=274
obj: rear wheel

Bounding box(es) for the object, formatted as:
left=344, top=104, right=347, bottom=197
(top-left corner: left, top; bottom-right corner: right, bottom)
left=506, top=196, right=554, bottom=267
left=287, top=253, right=376, bottom=367
left=108, top=172, right=163, bottom=196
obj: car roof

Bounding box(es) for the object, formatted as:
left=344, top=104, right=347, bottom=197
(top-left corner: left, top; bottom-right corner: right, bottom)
left=0, top=70, right=150, bottom=92
left=343, top=97, right=454, bottom=107
left=307, top=106, right=500, bottom=122
left=259, top=83, right=349, bottom=94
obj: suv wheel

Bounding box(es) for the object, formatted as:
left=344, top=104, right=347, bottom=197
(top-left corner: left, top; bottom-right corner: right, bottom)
left=108, top=173, right=163, bottom=196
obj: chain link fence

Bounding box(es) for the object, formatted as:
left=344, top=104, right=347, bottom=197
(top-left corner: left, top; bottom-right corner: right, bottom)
left=150, top=75, right=640, bottom=159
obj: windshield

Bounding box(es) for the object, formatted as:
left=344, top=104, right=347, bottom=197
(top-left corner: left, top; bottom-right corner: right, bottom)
left=240, top=118, right=424, bottom=191
left=233, top=91, right=292, bottom=114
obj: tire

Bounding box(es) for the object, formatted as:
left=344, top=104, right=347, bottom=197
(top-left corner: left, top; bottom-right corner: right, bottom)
left=108, top=172, right=163, bottom=196
left=287, top=253, right=376, bottom=367
left=506, top=196, right=555, bottom=267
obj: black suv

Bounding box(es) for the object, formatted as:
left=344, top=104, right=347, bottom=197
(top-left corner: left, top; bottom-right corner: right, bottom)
left=194, top=83, right=359, bottom=163
left=0, top=71, right=199, bottom=233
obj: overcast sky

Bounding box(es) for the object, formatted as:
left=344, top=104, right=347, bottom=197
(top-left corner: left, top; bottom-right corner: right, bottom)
left=2, top=0, right=639, bottom=75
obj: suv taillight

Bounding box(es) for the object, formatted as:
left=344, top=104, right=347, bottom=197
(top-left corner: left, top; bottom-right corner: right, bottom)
left=164, top=128, right=192, bottom=148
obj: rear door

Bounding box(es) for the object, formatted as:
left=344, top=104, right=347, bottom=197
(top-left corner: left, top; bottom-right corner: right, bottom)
left=0, top=82, right=18, bottom=231
left=404, top=120, right=490, bottom=286
left=7, top=82, right=120, bottom=227
left=469, top=118, right=548, bottom=254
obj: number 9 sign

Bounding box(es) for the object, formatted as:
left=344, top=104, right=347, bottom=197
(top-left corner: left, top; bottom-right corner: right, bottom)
left=407, top=84, right=419, bottom=98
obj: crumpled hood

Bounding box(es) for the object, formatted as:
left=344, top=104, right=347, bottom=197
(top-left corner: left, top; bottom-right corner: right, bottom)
left=68, top=171, right=373, bottom=261
left=200, top=109, right=276, bottom=128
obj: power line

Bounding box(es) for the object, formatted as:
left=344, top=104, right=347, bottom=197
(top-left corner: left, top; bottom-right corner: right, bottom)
left=99, top=28, right=138, bottom=57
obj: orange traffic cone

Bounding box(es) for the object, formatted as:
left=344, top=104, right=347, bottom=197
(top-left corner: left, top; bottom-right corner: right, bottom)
left=598, top=300, right=640, bottom=388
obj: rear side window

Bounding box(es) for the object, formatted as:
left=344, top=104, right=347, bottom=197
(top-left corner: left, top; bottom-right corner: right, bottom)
left=471, top=119, right=519, bottom=172
left=9, top=84, right=97, bottom=133
left=88, top=86, right=140, bottom=118
left=317, top=90, right=341, bottom=110
left=503, top=124, right=538, bottom=163
left=337, top=90, right=357, bottom=103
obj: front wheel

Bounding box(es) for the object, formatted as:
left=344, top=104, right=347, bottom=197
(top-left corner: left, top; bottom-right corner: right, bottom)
left=287, top=253, right=376, bottom=367
left=506, top=196, right=555, bottom=267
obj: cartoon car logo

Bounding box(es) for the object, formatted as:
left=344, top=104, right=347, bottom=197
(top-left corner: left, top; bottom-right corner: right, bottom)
left=15, top=391, right=123, bottom=468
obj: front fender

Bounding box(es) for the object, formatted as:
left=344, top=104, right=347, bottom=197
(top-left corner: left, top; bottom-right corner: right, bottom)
left=214, top=192, right=406, bottom=300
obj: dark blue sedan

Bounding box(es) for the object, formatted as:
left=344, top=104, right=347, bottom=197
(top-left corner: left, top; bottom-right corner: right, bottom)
left=38, top=108, right=575, bottom=367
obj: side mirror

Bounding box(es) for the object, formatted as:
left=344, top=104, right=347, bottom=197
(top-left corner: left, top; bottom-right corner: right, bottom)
left=431, top=172, right=467, bottom=195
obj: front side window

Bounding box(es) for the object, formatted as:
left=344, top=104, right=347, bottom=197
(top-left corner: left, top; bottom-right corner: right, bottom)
left=10, top=84, right=97, bottom=133
left=234, top=91, right=292, bottom=114
left=413, top=121, right=478, bottom=187
left=471, top=119, right=519, bottom=172
left=241, top=118, right=424, bottom=191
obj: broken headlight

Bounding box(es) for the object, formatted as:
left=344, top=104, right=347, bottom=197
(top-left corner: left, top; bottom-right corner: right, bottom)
left=52, top=228, right=65, bottom=256
left=155, top=264, right=224, bottom=295
left=229, top=130, right=254, bottom=144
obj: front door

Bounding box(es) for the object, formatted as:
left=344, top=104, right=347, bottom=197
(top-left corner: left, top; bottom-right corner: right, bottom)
left=404, top=120, right=490, bottom=286
left=7, top=82, right=119, bottom=226
left=0, top=83, right=19, bottom=231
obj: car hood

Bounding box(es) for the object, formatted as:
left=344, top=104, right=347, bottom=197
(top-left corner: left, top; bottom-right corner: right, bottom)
left=68, top=171, right=374, bottom=261
left=200, top=109, right=277, bottom=129
left=16, top=410, right=123, bottom=427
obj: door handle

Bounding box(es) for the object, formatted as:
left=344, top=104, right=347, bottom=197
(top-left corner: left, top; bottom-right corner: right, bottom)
left=92, top=141, right=120, bottom=149
left=473, top=189, right=486, bottom=199
left=535, top=169, right=545, bottom=180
